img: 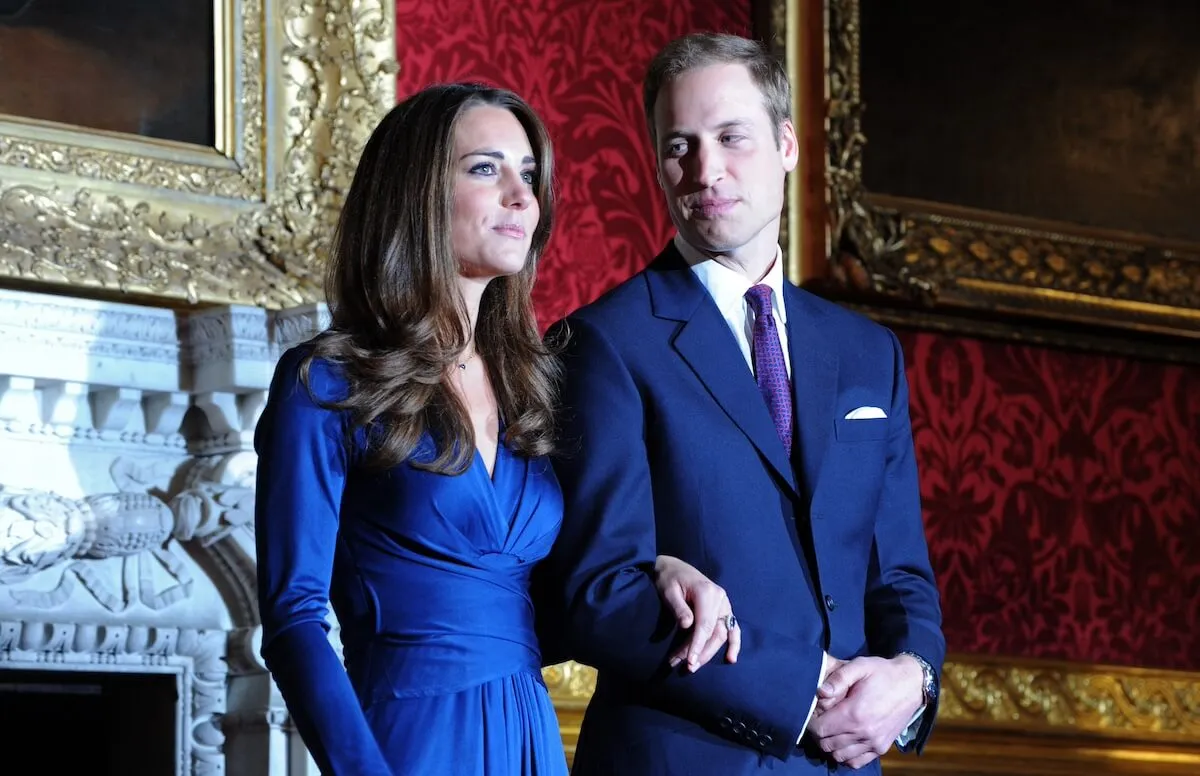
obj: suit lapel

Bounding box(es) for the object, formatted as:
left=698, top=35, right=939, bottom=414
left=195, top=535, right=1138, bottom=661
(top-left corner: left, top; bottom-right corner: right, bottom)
left=646, top=246, right=799, bottom=497
left=784, top=284, right=838, bottom=507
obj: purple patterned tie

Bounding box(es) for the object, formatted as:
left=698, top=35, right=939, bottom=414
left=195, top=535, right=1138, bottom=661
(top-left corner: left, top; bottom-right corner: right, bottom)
left=744, top=284, right=793, bottom=455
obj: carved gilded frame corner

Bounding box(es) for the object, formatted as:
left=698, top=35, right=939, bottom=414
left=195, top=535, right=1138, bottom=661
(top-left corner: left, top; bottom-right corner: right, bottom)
left=546, top=655, right=1200, bottom=772
left=768, top=0, right=1200, bottom=359
left=0, top=0, right=397, bottom=308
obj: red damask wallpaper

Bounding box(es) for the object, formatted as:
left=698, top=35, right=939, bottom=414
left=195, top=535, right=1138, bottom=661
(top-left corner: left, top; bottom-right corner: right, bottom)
left=394, top=0, right=750, bottom=325
left=898, top=330, right=1200, bottom=670
left=394, top=1, right=1200, bottom=672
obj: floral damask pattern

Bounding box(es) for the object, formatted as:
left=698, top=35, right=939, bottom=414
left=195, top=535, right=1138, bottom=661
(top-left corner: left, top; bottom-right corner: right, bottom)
left=898, top=330, right=1200, bottom=670
left=395, top=0, right=750, bottom=326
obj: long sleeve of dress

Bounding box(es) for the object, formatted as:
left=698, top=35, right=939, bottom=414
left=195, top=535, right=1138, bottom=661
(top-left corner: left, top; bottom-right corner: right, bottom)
left=254, top=348, right=392, bottom=775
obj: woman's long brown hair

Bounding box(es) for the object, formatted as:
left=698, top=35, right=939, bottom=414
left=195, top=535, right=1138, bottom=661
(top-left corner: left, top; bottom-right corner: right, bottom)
left=301, top=83, right=559, bottom=473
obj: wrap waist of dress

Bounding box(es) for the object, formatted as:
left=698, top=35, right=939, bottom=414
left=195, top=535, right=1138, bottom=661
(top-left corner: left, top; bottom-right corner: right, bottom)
left=341, top=568, right=544, bottom=704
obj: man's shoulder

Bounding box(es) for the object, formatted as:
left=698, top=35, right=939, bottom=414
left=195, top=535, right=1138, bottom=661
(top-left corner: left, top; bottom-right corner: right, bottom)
left=556, top=239, right=698, bottom=331
left=789, top=285, right=896, bottom=345
left=550, top=268, right=656, bottom=339
left=577, top=272, right=653, bottom=320
left=543, top=264, right=670, bottom=371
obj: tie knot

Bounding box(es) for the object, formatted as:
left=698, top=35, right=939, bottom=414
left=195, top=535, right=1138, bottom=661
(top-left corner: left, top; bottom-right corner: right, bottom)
left=744, top=284, right=773, bottom=317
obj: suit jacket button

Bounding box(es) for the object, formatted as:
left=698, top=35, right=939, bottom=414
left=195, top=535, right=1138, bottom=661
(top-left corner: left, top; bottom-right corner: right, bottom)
left=824, top=594, right=837, bottom=611
left=733, top=722, right=746, bottom=736
left=759, top=734, right=774, bottom=747
left=720, top=716, right=733, bottom=729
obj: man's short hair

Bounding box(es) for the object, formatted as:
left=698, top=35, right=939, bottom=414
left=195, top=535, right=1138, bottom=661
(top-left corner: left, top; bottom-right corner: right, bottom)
left=642, top=32, right=792, bottom=151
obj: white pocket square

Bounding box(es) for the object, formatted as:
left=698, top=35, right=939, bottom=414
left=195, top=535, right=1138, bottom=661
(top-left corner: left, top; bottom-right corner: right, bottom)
left=844, top=406, right=887, bottom=420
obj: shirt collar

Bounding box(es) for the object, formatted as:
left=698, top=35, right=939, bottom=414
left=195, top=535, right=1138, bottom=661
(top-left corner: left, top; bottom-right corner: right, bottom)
left=674, top=233, right=788, bottom=324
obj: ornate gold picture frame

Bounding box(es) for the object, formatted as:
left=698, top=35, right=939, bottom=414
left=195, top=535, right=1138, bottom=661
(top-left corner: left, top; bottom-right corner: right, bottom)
left=770, top=0, right=1200, bottom=362
left=0, top=0, right=396, bottom=308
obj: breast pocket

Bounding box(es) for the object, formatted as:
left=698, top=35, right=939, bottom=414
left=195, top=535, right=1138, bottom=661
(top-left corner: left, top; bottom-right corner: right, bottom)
left=834, top=417, right=889, bottom=442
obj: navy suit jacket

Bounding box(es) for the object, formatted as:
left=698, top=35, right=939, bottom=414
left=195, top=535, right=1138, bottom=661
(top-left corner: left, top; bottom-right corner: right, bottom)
left=542, top=243, right=945, bottom=775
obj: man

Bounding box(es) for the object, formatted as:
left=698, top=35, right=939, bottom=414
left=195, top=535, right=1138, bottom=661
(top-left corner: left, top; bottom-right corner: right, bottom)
left=543, top=32, right=945, bottom=774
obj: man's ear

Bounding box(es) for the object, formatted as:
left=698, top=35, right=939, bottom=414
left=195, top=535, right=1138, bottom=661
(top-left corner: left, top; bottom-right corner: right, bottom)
left=778, top=119, right=799, bottom=173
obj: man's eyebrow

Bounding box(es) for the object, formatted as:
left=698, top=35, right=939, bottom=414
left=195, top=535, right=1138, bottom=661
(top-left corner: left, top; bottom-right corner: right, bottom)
left=661, top=118, right=754, bottom=139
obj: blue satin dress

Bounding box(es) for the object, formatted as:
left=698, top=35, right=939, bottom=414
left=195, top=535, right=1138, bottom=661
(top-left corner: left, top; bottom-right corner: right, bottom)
left=254, top=346, right=569, bottom=775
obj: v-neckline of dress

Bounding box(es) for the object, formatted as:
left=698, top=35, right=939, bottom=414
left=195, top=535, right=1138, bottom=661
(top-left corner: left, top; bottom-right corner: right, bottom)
left=475, top=442, right=501, bottom=484
left=475, top=415, right=505, bottom=484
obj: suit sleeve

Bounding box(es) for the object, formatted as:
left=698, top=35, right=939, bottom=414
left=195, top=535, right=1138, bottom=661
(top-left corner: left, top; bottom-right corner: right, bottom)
left=864, top=329, right=946, bottom=752
left=529, top=555, right=571, bottom=667
left=545, top=316, right=823, bottom=762
left=254, top=349, right=393, bottom=775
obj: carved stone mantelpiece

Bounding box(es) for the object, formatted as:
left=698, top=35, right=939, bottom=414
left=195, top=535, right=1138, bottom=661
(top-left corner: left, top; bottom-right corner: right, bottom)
left=0, top=286, right=329, bottom=776
left=0, top=1, right=390, bottom=772
left=0, top=621, right=227, bottom=776
left=0, top=484, right=259, bottom=614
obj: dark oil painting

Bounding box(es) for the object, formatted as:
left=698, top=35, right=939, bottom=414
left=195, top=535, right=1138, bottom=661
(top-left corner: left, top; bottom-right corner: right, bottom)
left=0, top=0, right=214, bottom=146
left=859, top=0, right=1200, bottom=244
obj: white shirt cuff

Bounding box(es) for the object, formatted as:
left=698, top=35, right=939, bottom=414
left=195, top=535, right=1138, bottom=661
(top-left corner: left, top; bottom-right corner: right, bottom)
left=797, top=652, right=831, bottom=744
left=895, top=704, right=926, bottom=748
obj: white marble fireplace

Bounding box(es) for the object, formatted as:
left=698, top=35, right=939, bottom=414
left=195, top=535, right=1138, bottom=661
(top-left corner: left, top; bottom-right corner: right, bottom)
left=0, top=287, right=328, bottom=775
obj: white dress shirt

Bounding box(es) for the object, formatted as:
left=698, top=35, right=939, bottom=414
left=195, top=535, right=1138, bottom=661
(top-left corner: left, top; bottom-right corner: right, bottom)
left=676, top=234, right=791, bottom=378
left=675, top=233, right=924, bottom=749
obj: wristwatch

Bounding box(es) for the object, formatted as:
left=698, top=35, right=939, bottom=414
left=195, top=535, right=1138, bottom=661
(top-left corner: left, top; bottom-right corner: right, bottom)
left=897, top=651, right=938, bottom=706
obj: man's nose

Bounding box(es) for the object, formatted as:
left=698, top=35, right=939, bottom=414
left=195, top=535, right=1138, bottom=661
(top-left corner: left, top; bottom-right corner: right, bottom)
left=690, top=141, right=725, bottom=188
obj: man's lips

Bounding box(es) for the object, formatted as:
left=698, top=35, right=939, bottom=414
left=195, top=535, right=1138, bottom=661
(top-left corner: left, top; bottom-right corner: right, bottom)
left=689, top=199, right=737, bottom=218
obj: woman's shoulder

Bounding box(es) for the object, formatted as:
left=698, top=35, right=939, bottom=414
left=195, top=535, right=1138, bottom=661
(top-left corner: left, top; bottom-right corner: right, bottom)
left=270, top=341, right=352, bottom=408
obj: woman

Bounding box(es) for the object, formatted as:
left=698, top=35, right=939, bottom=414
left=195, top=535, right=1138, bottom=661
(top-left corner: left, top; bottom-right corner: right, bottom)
left=254, top=83, right=735, bottom=776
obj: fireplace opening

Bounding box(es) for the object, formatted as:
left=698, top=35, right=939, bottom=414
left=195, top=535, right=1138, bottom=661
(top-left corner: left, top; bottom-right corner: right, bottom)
left=0, top=669, right=177, bottom=774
